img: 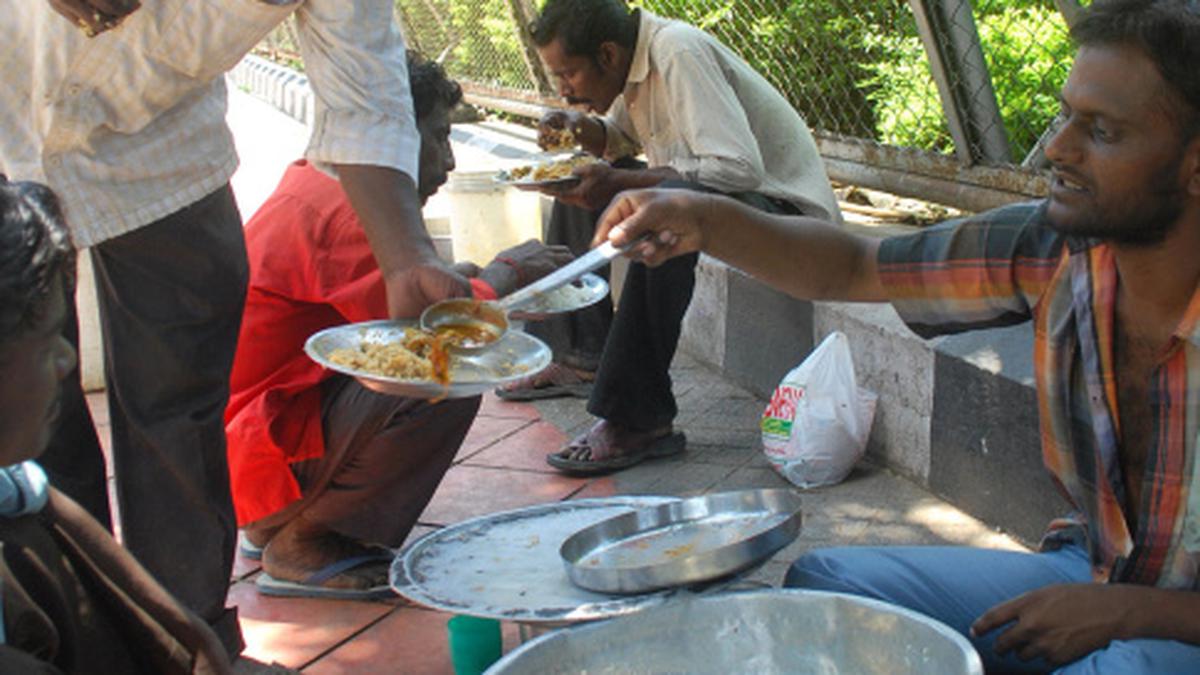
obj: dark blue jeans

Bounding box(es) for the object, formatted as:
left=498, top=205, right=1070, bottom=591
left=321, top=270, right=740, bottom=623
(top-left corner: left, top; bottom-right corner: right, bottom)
left=785, top=543, right=1200, bottom=673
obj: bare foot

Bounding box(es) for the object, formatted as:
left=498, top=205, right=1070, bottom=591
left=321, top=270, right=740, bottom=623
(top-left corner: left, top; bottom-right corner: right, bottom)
left=261, top=514, right=390, bottom=591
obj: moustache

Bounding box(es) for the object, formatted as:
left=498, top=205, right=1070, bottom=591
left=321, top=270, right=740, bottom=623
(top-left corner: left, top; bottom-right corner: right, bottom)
left=1051, top=166, right=1090, bottom=188
left=565, top=97, right=590, bottom=106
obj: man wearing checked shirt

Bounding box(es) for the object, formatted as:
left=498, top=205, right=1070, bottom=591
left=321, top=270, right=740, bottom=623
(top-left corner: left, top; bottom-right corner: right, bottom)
left=592, top=0, right=1200, bottom=671
left=1, top=0, right=468, bottom=659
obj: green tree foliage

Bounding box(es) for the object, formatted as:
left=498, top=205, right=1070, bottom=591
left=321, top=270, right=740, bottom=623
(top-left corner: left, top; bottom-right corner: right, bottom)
left=635, top=0, right=911, bottom=138
left=859, top=1, right=1072, bottom=157
left=366, top=1, right=1075, bottom=161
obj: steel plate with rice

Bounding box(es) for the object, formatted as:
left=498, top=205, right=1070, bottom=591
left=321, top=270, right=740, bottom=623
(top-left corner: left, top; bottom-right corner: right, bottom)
left=305, top=319, right=551, bottom=399
left=495, top=154, right=603, bottom=191
left=508, top=272, right=609, bottom=320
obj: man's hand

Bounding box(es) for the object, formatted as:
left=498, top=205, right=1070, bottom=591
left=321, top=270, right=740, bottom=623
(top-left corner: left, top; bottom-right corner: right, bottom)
left=479, top=239, right=573, bottom=296
left=549, top=162, right=627, bottom=211
left=538, top=111, right=605, bottom=155
left=592, top=188, right=711, bottom=267
left=451, top=261, right=483, bottom=279
left=971, top=583, right=1144, bottom=667
left=383, top=261, right=471, bottom=319
left=48, top=0, right=140, bottom=36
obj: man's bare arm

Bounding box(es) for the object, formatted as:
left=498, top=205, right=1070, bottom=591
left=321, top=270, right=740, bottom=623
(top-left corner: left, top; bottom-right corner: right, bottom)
left=335, top=164, right=469, bottom=318
left=596, top=188, right=886, bottom=303
left=550, top=164, right=682, bottom=211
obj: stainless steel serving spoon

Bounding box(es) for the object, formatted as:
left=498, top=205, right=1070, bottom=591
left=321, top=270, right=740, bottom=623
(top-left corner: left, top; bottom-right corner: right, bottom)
left=420, top=235, right=647, bottom=352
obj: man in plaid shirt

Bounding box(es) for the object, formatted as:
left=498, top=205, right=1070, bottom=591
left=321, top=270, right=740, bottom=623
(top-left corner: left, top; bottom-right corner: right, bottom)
left=591, top=0, right=1200, bottom=671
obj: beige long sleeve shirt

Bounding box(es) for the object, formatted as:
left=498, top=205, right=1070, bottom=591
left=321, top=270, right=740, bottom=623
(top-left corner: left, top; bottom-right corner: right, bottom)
left=601, top=11, right=841, bottom=222
left=0, top=1, right=418, bottom=247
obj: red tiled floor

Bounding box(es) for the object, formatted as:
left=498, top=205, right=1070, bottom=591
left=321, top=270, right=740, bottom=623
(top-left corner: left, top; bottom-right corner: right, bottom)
left=303, top=606, right=522, bottom=675
left=232, top=543, right=262, bottom=580
left=455, top=415, right=533, bottom=461
left=477, top=391, right=541, bottom=420
left=463, top=420, right=568, bottom=472
left=419, top=465, right=587, bottom=526
left=229, top=579, right=399, bottom=669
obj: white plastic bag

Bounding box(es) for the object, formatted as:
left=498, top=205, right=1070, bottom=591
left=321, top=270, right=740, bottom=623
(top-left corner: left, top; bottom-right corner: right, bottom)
left=760, top=332, right=877, bottom=488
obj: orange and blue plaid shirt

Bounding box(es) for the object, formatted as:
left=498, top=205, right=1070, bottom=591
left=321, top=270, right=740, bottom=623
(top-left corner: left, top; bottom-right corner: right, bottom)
left=878, top=201, right=1200, bottom=589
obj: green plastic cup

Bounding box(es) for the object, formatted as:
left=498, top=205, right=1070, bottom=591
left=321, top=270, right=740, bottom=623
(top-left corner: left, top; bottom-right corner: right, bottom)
left=447, top=615, right=502, bottom=674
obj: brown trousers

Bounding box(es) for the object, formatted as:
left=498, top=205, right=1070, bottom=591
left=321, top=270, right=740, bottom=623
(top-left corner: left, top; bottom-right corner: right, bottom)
left=248, top=377, right=479, bottom=547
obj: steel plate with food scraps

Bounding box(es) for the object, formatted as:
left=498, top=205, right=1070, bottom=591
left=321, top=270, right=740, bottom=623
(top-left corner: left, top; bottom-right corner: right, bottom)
left=560, top=489, right=803, bottom=594
left=508, top=272, right=608, bottom=321
left=390, top=497, right=683, bottom=624
left=305, top=319, right=550, bottom=399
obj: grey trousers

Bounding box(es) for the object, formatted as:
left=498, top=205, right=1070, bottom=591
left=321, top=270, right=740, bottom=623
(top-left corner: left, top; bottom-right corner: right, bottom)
left=41, top=186, right=248, bottom=657
left=248, top=377, right=480, bottom=547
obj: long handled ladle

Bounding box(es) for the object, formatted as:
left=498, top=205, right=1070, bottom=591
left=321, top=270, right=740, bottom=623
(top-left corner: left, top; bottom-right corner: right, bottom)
left=420, top=234, right=648, bottom=352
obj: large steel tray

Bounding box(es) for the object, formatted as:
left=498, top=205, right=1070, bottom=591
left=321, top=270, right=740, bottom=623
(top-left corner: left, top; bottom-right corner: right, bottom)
left=560, top=489, right=803, bottom=594
left=390, top=497, right=685, bottom=624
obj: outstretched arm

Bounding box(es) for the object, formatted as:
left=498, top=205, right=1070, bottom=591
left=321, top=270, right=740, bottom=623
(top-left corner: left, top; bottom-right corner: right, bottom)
left=595, top=188, right=887, bottom=302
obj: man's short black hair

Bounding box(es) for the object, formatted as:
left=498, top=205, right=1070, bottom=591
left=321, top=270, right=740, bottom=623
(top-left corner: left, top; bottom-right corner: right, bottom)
left=0, top=178, right=74, bottom=346
left=1072, top=0, right=1200, bottom=134
left=529, top=0, right=638, bottom=58
left=407, top=50, right=462, bottom=122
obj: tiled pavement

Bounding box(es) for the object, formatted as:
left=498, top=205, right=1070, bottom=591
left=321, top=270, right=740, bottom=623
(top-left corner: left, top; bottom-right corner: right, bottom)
left=86, top=350, right=1026, bottom=673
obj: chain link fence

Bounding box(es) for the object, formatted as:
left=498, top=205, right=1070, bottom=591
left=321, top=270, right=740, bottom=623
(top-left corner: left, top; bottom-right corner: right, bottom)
left=255, top=0, right=1077, bottom=210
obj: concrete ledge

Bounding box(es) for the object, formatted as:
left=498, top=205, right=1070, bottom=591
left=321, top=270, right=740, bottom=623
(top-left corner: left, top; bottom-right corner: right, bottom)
left=229, top=55, right=314, bottom=127
left=931, top=325, right=1061, bottom=543
left=681, top=254, right=1064, bottom=543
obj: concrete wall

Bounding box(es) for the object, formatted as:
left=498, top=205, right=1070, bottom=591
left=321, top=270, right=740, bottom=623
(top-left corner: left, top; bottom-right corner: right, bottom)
left=680, top=255, right=1065, bottom=543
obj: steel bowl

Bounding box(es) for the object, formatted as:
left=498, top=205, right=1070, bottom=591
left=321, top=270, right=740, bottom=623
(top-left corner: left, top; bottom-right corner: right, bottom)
left=486, top=589, right=983, bottom=674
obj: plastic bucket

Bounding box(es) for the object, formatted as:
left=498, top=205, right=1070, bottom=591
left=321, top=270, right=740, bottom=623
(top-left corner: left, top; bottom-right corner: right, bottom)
left=444, top=171, right=543, bottom=265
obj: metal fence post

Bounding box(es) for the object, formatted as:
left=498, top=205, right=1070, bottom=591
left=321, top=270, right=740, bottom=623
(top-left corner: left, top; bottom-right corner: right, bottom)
left=507, top=0, right=555, bottom=96
left=1021, top=0, right=1081, bottom=168
left=908, top=0, right=1011, bottom=165
left=1053, top=0, right=1085, bottom=28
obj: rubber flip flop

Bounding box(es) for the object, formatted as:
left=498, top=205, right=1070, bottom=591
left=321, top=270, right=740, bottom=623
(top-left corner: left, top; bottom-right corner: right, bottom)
left=239, top=540, right=264, bottom=561
left=546, top=431, right=686, bottom=476
left=496, top=380, right=592, bottom=401
left=255, top=550, right=397, bottom=601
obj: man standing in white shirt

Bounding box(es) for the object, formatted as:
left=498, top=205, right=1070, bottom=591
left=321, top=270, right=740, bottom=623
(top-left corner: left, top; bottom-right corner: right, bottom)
left=0, top=0, right=466, bottom=658
left=499, top=0, right=841, bottom=477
